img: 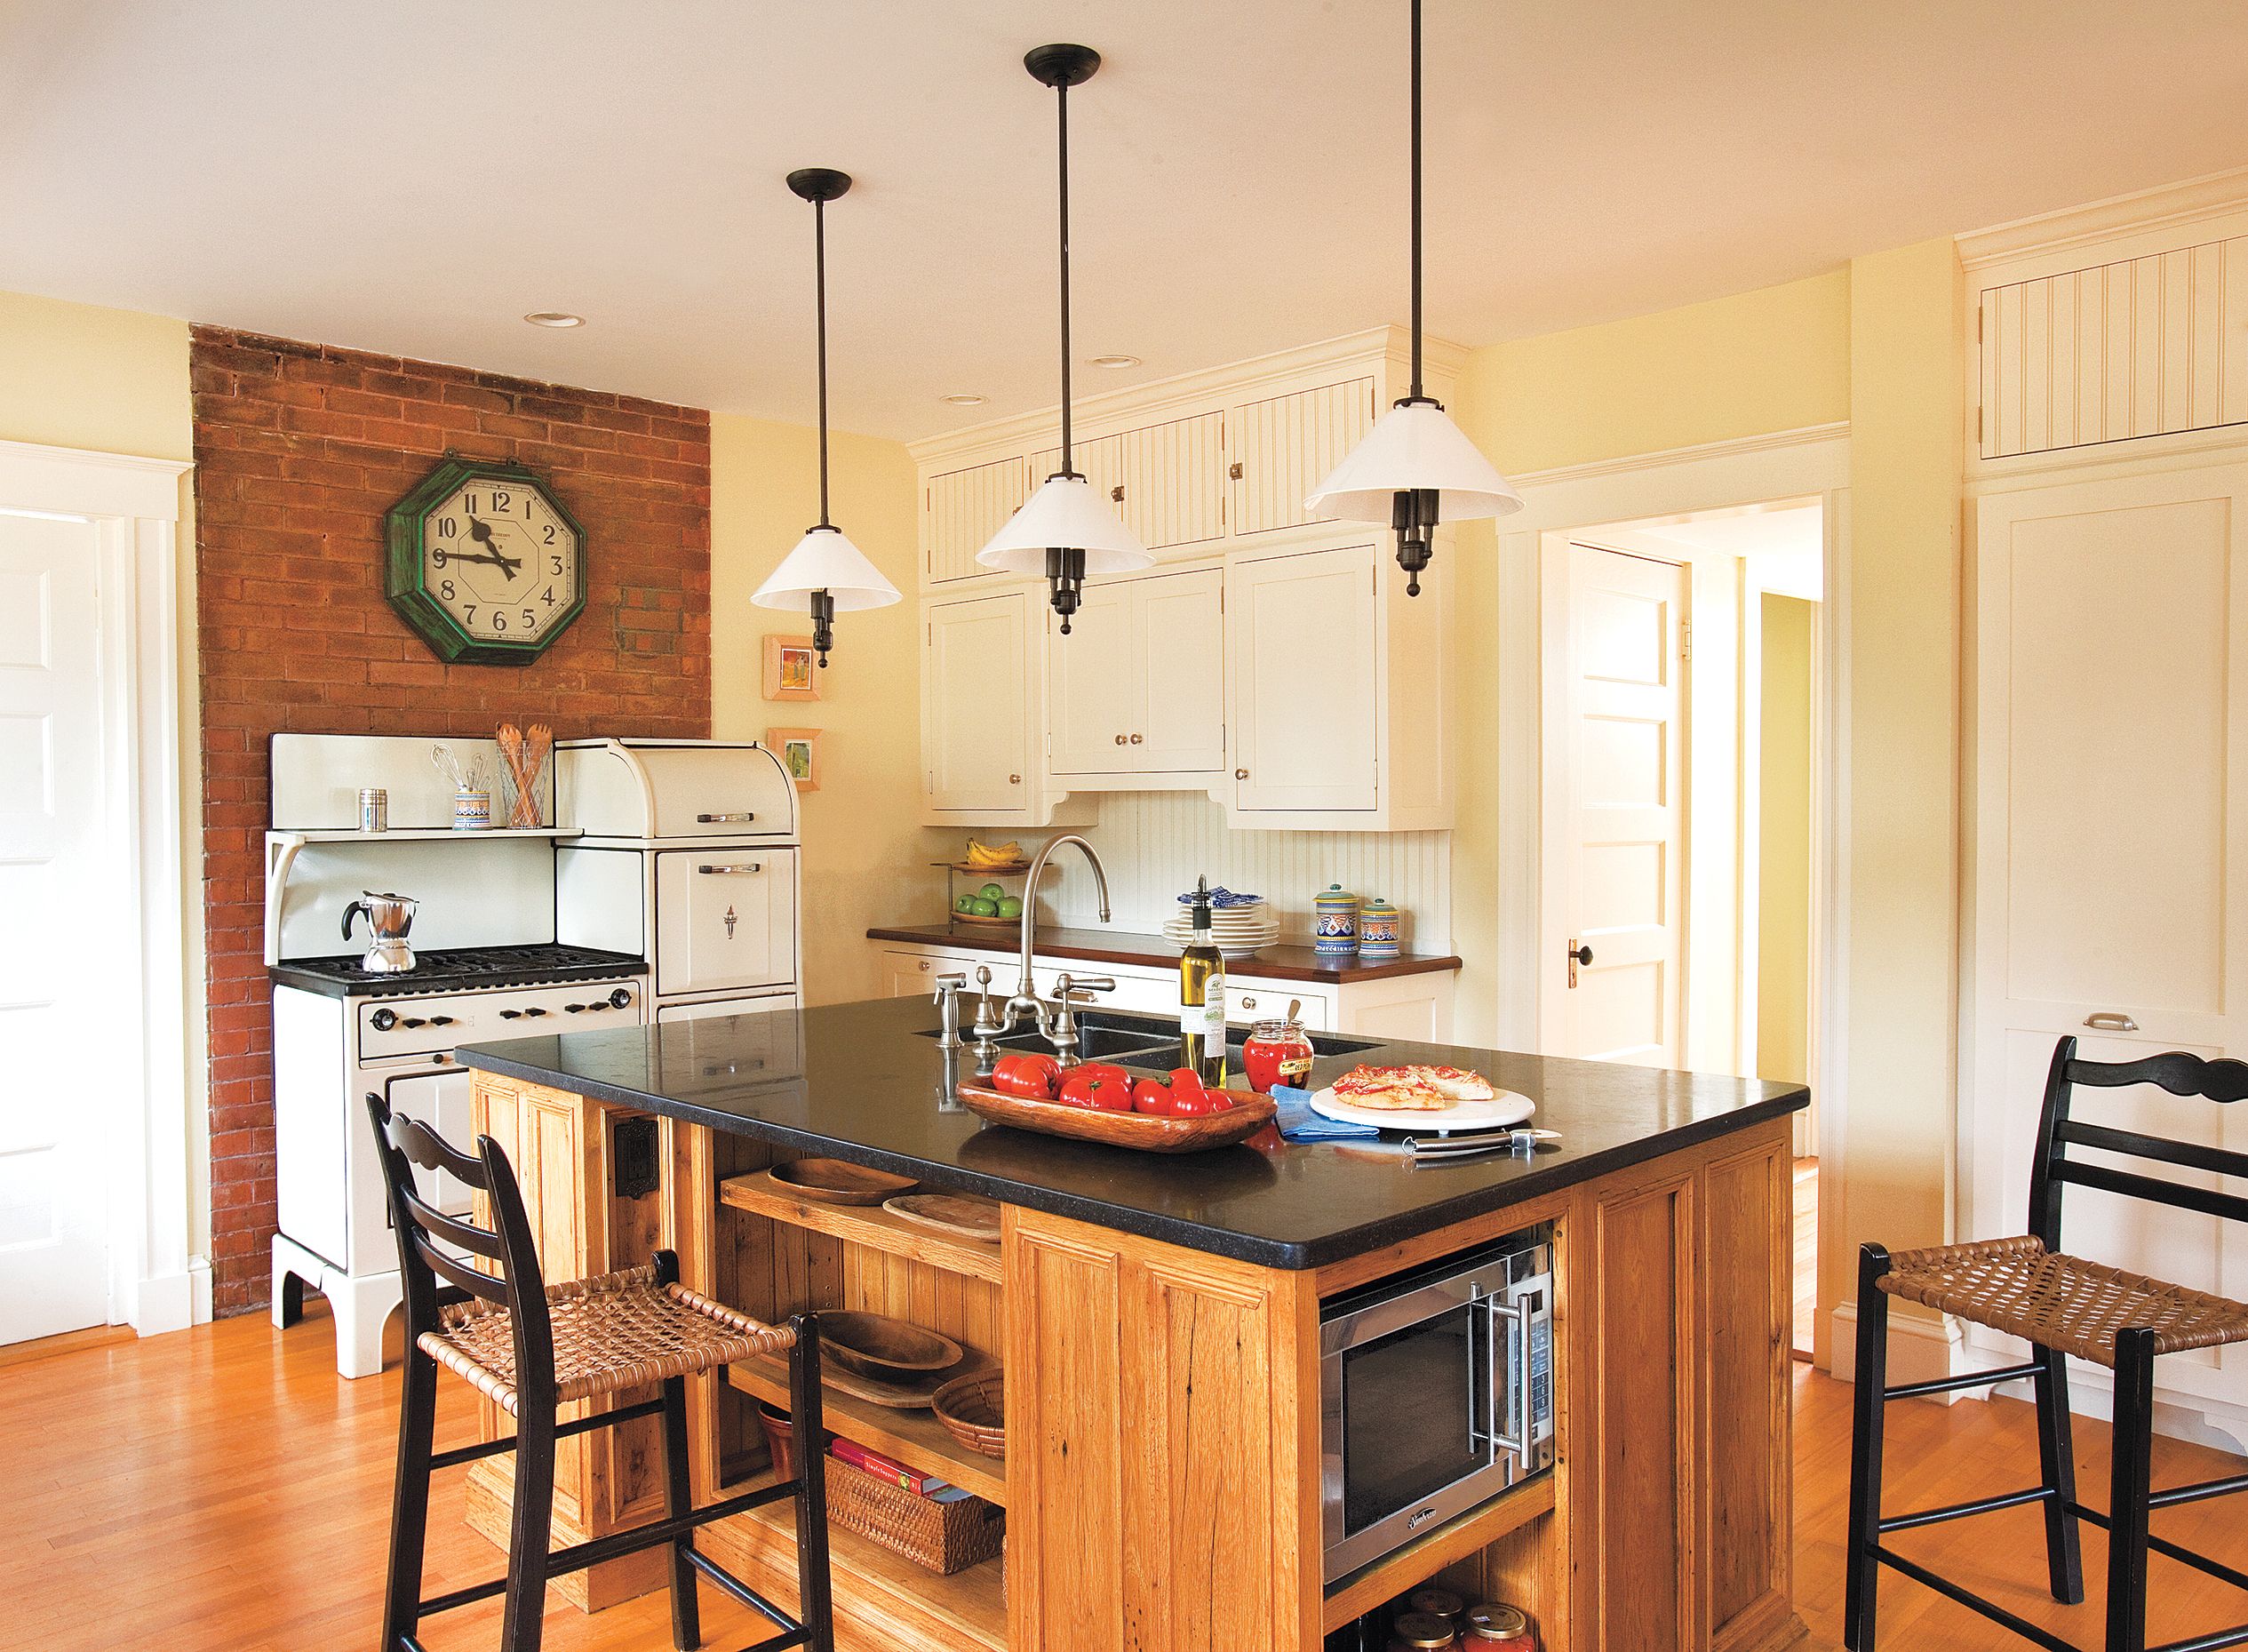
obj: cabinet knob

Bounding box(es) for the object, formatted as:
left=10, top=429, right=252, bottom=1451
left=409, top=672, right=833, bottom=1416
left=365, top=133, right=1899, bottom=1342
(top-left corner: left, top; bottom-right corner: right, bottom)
left=918, top=960, right=931, bottom=971
left=1008, top=774, right=1021, bottom=785
left=1111, top=484, right=1125, bottom=503
left=1240, top=995, right=1257, bottom=1010
left=1228, top=461, right=1244, bottom=481
left=1129, top=733, right=1144, bottom=745
left=1115, top=733, right=1128, bottom=746
left=1235, top=767, right=1249, bottom=779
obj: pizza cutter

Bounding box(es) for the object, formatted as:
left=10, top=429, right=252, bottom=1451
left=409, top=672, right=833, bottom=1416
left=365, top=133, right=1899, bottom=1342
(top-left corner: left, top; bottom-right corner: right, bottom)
left=1405, top=1127, right=1563, bottom=1161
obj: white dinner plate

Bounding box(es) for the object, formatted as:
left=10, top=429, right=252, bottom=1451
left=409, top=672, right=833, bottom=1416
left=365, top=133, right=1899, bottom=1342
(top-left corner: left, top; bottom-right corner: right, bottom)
left=1307, top=1086, right=1537, bottom=1133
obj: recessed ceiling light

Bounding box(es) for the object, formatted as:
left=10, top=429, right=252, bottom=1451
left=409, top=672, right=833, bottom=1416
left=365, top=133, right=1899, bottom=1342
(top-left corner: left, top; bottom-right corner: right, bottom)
left=939, top=393, right=988, bottom=406
left=523, top=311, right=585, bottom=329
left=1088, top=354, right=1140, bottom=369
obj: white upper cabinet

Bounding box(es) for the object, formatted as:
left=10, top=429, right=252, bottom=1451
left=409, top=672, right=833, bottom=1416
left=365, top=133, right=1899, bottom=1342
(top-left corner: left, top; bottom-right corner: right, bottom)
left=924, top=456, right=1030, bottom=585
left=1230, top=379, right=1376, bottom=537
left=1228, top=544, right=1378, bottom=812
left=1048, top=567, right=1225, bottom=782
left=923, top=591, right=1032, bottom=815
left=1115, top=411, right=1226, bottom=555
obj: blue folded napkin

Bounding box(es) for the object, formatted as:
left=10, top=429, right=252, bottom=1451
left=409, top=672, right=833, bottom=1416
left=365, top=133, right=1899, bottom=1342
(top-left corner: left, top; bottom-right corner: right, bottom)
left=1271, top=1084, right=1381, bottom=1142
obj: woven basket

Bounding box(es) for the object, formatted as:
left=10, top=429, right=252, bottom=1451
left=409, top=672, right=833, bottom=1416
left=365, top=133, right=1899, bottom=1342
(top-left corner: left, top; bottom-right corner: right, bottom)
left=932, top=1370, right=1006, bottom=1459
left=825, top=1451, right=1006, bottom=1576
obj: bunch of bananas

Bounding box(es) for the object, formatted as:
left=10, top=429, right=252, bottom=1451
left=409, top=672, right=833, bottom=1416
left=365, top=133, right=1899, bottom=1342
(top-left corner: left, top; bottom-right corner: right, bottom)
left=965, top=837, right=1026, bottom=868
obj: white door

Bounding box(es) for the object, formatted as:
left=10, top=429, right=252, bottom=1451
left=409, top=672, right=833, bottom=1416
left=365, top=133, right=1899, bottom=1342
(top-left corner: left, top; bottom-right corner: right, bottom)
left=1543, top=543, right=1689, bottom=1066
left=925, top=593, right=1030, bottom=813
left=0, top=512, right=111, bottom=1342
left=1971, top=464, right=2248, bottom=1412
left=1136, top=567, right=1226, bottom=772
left=1046, top=582, right=1135, bottom=774
left=1230, top=543, right=1378, bottom=812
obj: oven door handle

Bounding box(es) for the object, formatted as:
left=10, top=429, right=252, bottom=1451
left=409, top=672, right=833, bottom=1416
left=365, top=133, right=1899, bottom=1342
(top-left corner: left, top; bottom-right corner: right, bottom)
left=1483, top=1291, right=1536, bottom=1461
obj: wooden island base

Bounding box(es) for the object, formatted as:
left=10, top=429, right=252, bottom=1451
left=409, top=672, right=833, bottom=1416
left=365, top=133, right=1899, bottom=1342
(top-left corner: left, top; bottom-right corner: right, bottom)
left=468, top=1071, right=1806, bottom=1652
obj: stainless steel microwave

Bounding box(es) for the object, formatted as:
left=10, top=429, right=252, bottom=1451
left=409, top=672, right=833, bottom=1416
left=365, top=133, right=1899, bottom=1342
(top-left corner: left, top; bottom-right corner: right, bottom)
left=1319, top=1225, right=1556, bottom=1581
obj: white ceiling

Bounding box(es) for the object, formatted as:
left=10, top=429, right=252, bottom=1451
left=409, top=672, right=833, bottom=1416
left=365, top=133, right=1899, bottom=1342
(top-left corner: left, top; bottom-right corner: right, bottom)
left=4, top=1, right=2245, bottom=441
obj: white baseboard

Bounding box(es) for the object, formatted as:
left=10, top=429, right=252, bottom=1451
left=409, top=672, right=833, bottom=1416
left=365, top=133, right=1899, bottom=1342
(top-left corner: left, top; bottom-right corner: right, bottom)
left=1829, top=1300, right=1967, bottom=1400
left=128, top=1256, right=213, bottom=1337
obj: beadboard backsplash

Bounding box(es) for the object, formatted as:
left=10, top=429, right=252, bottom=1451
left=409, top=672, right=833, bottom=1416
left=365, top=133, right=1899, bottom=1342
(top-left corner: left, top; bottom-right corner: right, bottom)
left=1035, top=791, right=1453, bottom=951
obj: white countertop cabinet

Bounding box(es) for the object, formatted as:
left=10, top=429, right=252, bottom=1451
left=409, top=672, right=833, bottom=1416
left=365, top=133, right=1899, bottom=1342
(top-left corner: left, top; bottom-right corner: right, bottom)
left=911, top=327, right=1460, bottom=833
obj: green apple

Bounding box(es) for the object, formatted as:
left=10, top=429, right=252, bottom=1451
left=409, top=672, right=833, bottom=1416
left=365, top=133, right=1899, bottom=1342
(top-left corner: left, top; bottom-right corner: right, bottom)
left=969, top=897, right=1000, bottom=918
left=996, top=896, right=1024, bottom=919
left=979, top=882, right=1006, bottom=901
left=953, top=894, right=977, bottom=914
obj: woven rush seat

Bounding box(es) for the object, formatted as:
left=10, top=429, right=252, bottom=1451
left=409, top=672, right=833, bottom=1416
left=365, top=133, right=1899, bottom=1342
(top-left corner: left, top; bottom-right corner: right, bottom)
left=420, top=1262, right=795, bottom=1413
left=1878, top=1233, right=2248, bottom=1368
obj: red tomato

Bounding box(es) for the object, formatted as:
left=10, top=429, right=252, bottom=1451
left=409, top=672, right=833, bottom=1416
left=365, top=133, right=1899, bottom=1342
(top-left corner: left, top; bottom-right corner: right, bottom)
left=991, top=1052, right=1062, bottom=1100
left=1131, top=1068, right=1209, bottom=1116
left=1168, top=1084, right=1234, bottom=1117
left=1057, top=1062, right=1134, bottom=1112
left=1131, top=1077, right=1181, bottom=1115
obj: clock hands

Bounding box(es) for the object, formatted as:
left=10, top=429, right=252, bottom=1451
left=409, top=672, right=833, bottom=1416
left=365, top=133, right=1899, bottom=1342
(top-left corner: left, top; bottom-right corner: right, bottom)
left=436, top=515, right=523, bottom=580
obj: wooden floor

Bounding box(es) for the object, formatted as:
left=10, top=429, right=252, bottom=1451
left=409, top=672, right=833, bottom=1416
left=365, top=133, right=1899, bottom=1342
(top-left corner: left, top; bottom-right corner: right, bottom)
left=3, top=1312, right=2244, bottom=1651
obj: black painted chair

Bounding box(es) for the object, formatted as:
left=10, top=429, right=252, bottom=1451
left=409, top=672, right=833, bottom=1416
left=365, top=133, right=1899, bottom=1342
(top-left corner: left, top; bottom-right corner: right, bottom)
left=1845, top=1037, right=2248, bottom=1652
left=366, top=1094, right=834, bottom=1652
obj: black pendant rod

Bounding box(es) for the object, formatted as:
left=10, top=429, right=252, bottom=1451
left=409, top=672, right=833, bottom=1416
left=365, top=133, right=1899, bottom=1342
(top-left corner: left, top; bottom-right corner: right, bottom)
left=814, top=196, right=832, bottom=528
left=1056, top=78, right=1074, bottom=475
left=1408, top=0, right=1424, bottom=401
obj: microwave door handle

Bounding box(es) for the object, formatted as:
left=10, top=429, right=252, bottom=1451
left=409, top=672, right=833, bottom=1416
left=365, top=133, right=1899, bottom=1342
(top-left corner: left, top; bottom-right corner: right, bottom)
left=1487, top=1292, right=1536, bottom=1461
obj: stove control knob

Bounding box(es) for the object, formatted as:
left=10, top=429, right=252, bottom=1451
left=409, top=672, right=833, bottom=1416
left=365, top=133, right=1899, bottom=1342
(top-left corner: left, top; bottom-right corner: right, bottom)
left=563, top=1002, right=586, bottom=1014
left=522, top=1007, right=549, bottom=1018
left=499, top=1009, right=522, bottom=1020
left=370, top=1007, right=397, bottom=1032
left=430, top=1015, right=455, bottom=1027
left=609, top=987, right=634, bottom=1010
left=401, top=1017, right=427, bottom=1029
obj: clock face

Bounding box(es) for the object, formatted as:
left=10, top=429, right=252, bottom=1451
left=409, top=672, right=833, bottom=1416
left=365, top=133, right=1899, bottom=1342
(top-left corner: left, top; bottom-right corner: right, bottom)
left=384, top=459, right=586, bottom=664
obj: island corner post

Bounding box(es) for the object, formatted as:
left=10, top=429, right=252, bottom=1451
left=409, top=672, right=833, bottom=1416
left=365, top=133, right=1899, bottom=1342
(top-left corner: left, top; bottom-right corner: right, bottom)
left=462, top=1050, right=1803, bottom=1652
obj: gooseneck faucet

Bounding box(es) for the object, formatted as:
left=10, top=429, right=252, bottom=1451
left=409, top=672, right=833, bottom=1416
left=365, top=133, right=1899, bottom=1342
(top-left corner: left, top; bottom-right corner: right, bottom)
left=969, top=834, right=1117, bottom=1065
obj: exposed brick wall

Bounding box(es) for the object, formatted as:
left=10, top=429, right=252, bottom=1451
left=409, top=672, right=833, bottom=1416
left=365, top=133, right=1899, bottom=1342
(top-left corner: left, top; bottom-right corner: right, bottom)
left=191, top=327, right=713, bottom=1315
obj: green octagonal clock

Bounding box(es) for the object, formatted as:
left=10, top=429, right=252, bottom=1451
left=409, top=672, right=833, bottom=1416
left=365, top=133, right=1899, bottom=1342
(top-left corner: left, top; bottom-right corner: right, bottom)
left=385, top=456, right=586, bottom=664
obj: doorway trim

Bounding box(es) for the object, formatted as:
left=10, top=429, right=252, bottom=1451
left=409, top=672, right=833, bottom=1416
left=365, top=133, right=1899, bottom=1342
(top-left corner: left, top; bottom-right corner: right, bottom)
left=0, top=438, right=199, bottom=1337
left=1492, top=422, right=1850, bottom=1360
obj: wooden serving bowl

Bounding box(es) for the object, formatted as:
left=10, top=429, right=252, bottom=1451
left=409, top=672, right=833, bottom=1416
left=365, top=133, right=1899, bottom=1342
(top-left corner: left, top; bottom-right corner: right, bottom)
left=766, top=1157, right=920, bottom=1205
left=953, top=1082, right=1277, bottom=1154
left=932, top=1369, right=1006, bottom=1460
left=817, top=1311, right=965, bottom=1380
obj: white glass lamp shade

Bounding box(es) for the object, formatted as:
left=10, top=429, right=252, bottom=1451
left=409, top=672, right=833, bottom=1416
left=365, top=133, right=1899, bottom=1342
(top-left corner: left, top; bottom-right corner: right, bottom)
left=752, top=524, right=902, bottom=612
left=976, top=474, right=1153, bottom=574
left=1304, top=400, right=1525, bottom=523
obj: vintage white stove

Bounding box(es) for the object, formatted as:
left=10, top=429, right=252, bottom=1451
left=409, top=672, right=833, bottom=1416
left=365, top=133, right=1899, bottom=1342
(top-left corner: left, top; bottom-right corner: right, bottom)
left=265, top=733, right=801, bottom=1377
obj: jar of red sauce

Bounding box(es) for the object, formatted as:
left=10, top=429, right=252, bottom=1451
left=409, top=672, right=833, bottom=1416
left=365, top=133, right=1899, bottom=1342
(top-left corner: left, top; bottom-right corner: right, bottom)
left=1462, top=1603, right=1537, bottom=1649
left=1242, top=1015, right=1315, bottom=1095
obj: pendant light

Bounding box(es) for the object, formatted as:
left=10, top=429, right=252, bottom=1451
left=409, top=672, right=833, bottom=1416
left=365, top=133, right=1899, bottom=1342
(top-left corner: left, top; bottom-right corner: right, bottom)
left=753, top=167, right=902, bottom=666
left=1304, top=0, right=1523, bottom=595
left=975, top=43, right=1152, bottom=633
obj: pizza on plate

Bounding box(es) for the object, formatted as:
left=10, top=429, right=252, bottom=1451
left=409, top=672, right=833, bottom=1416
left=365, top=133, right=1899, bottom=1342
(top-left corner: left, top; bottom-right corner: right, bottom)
left=1330, top=1064, right=1499, bottom=1112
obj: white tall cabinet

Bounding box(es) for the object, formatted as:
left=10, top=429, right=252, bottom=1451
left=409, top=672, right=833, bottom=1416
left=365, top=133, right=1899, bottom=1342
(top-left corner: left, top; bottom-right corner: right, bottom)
left=910, top=327, right=1457, bottom=833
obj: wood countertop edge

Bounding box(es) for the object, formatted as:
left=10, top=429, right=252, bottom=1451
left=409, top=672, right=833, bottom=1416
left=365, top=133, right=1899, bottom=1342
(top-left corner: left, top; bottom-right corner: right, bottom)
left=865, top=923, right=1464, bottom=984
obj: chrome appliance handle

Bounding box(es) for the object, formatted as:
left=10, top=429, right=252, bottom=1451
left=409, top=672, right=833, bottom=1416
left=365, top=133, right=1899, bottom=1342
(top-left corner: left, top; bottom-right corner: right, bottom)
left=697, top=811, right=756, bottom=824
left=1481, top=1290, right=1537, bottom=1460
left=2085, top=1011, right=2140, bottom=1032
left=696, top=863, right=763, bottom=875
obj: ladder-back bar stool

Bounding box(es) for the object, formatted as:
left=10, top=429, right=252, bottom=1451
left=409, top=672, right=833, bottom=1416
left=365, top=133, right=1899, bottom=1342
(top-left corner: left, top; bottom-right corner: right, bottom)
left=1845, top=1037, right=2248, bottom=1652
left=367, top=1095, right=835, bottom=1652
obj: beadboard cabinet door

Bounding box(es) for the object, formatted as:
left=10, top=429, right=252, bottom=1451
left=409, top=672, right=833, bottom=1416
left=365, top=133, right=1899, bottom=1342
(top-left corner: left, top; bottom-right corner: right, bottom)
left=924, top=591, right=1032, bottom=815
left=1231, top=378, right=1375, bottom=537
left=924, top=456, right=1030, bottom=585
left=1228, top=543, right=1378, bottom=812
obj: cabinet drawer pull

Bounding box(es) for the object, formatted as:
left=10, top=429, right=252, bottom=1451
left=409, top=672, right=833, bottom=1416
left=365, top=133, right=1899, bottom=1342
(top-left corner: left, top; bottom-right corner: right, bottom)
left=697, top=810, right=756, bottom=824
left=697, top=862, right=763, bottom=874
left=2085, top=1012, right=2140, bottom=1032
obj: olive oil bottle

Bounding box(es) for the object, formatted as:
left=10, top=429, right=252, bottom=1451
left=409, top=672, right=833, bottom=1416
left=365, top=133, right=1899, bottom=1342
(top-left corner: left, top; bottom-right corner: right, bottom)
left=1178, top=876, right=1228, bottom=1087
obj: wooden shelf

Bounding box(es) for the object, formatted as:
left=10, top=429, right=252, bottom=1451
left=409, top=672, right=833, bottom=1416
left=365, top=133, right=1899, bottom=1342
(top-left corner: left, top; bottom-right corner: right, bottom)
left=718, top=1170, right=1005, bottom=1285
left=703, top=1465, right=1007, bottom=1652
left=726, top=1354, right=1008, bottom=1506
left=1320, top=1473, right=1557, bottom=1632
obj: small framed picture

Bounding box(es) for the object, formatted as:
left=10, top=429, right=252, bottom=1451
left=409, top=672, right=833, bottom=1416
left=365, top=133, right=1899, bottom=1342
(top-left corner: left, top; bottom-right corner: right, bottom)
left=767, top=727, right=821, bottom=792
left=762, top=635, right=819, bottom=702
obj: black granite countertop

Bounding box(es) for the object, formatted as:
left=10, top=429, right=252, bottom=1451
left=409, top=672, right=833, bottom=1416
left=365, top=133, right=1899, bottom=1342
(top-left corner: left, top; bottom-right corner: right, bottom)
left=456, top=996, right=1807, bottom=1271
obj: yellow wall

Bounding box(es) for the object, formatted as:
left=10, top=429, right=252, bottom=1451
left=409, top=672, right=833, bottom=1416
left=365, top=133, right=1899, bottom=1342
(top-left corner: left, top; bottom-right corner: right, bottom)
left=708, top=413, right=944, bottom=1005
left=1835, top=238, right=1965, bottom=1336
left=1758, top=594, right=1815, bottom=1085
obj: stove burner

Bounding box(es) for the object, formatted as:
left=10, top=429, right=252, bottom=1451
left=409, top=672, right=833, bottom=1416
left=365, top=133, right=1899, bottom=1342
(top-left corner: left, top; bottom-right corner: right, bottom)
left=272, top=943, right=646, bottom=998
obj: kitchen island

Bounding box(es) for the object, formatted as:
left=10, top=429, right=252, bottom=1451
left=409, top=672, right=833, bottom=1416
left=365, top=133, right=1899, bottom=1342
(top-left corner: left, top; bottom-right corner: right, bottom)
left=456, top=996, right=1810, bottom=1652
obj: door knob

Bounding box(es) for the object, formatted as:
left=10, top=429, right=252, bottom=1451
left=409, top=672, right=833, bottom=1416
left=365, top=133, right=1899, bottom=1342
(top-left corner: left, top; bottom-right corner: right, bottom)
left=1566, top=938, right=1593, bottom=989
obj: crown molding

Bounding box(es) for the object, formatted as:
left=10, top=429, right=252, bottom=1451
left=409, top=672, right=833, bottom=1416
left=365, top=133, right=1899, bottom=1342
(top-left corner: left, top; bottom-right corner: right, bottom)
left=1957, top=165, right=2248, bottom=275
left=906, top=324, right=1468, bottom=468
left=1507, top=421, right=1851, bottom=492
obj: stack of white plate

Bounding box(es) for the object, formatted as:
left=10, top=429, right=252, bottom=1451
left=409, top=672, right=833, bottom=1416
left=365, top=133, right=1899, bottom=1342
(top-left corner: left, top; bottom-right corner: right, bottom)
left=1160, top=900, right=1279, bottom=958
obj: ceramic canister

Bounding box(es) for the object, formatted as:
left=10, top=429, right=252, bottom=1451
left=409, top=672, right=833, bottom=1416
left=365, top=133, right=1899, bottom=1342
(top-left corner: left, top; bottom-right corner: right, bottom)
left=1359, top=896, right=1401, bottom=960
left=1313, top=883, right=1360, bottom=955
left=453, top=787, right=492, bottom=830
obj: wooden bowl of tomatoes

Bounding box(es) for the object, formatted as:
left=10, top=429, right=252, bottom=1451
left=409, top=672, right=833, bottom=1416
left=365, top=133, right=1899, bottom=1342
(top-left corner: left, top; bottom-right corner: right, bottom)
left=957, top=1054, right=1276, bottom=1153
